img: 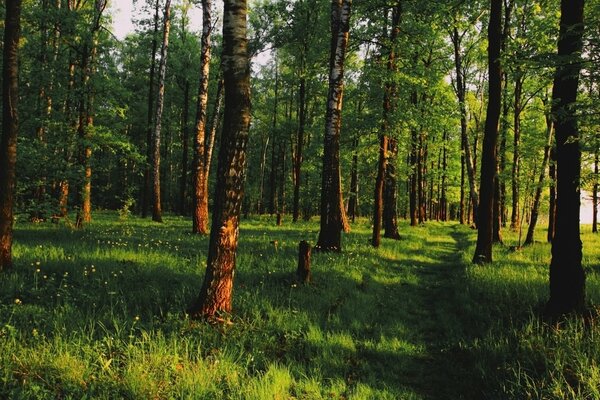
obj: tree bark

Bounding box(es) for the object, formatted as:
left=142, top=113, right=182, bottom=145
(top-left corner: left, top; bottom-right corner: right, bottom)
left=510, top=74, right=523, bottom=230
left=372, top=135, right=388, bottom=247
left=452, top=25, right=479, bottom=227
left=384, top=137, right=401, bottom=239
left=0, top=0, right=21, bottom=271
left=524, top=119, right=554, bottom=246
left=593, top=136, right=598, bottom=234
left=546, top=0, right=586, bottom=317
left=150, top=0, right=171, bottom=223
left=188, top=0, right=251, bottom=319
left=179, top=80, right=191, bottom=215
left=142, top=0, right=161, bottom=218
left=75, top=0, right=106, bottom=228
left=293, top=73, right=307, bottom=222
left=316, top=0, right=352, bottom=252
left=473, top=0, right=502, bottom=264
left=192, top=0, right=214, bottom=233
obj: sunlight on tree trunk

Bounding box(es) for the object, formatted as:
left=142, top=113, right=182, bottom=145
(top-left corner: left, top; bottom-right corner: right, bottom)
left=188, top=0, right=251, bottom=319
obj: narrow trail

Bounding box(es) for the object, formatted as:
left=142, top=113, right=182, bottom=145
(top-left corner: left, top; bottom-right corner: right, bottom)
left=328, top=223, right=478, bottom=399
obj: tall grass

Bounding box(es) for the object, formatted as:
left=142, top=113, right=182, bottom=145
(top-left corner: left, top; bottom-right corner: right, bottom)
left=1, top=213, right=599, bottom=399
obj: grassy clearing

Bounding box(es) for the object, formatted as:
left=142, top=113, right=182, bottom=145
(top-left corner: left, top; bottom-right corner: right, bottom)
left=1, top=213, right=599, bottom=399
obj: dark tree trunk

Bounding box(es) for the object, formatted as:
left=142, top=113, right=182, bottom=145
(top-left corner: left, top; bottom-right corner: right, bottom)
left=188, top=0, right=251, bottom=319
left=548, top=144, right=557, bottom=242
left=192, top=0, right=213, bottom=234
left=372, top=135, right=388, bottom=247
left=268, top=63, right=280, bottom=215
left=142, top=0, right=161, bottom=218
left=441, top=130, right=448, bottom=221
left=347, top=135, right=359, bottom=222
left=151, top=0, right=172, bottom=223
left=473, top=0, right=502, bottom=264
left=510, top=74, right=523, bottom=230
left=546, top=0, right=586, bottom=317
left=384, top=137, right=400, bottom=239
left=452, top=24, right=479, bottom=227
left=293, top=75, right=306, bottom=222
left=316, top=0, right=352, bottom=252
left=460, top=153, right=465, bottom=224
left=0, top=0, right=21, bottom=271
left=179, top=80, right=191, bottom=215
left=593, top=137, right=598, bottom=233
left=524, top=119, right=554, bottom=246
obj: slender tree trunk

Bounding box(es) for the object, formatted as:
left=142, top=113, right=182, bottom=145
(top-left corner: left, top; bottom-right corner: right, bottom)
left=179, top=80, right=191, bottom=214
left=348, top=134, right=359, bottom=222
left=452, top=25, right=479, bottom=227
left=257, top=134, right=269, bottom=214
left=546, top=0, right=585, bottom=317
left=0, top=0, right=21, bottom=271
left=593, top=136, right=598, bottom=233
left=548, top=144, right=557, bottom=242
left=381, top=2, right=401, bottom=239
left=316, top=0, right=352, bottom=252
left=372, top=135, right=388, bottom=247
left=460, top=153, right=465, bottom=224
left=151, top=0, right=171, bottom=223
left=473, top=0, right=502, bottom=264
left=293, top=74, right=307, bottom=222
left=188, top=0, right=251, bottom=319
left=524, top=120, right=554, bottom=246
left=75, top=0, right=106, bottom=228
left=409, top=95, right=418, bottom=226
left=192, top=0, right=213, bottom=233
left=384, top=137, right=401, bottom=238
left=268, top=63, right=279, bottom=215
left=510, top=75, right=523, bottom=230
left=142, top=0, right=161, bottom=218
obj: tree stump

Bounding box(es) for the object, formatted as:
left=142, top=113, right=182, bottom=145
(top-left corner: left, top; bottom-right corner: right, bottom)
left=276, top=213, right=282, bottom=226
left=296, top=240, right=311, bottom=284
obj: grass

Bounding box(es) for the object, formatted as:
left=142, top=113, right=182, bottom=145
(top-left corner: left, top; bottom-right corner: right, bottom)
left=1, top=212, right=599, bottom=399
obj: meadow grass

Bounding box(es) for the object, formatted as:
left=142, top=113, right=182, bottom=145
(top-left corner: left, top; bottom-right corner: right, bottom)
left=1, top=212, right=599, bottom=399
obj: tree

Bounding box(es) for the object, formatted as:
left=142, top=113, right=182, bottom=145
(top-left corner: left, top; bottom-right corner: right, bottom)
left=546, top=0, right=586, bottom=316
left=150, top=0, right=172, bottom=223
left=192, top=0, right=214, bottom=234
left=0, top=0, right=22, bottom=270
left=473, top=0, right=502, bottom=264
left=188, top=0, right=251, bottom=318
left=316, top=0, right=352, bottom=252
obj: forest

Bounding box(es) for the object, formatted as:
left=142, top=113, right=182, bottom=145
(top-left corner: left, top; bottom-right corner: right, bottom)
left=1, top=0, right=600, bottom=398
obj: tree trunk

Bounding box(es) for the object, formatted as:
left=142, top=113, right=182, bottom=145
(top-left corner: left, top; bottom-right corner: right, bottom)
left=510, top=74, right=523, bottom=230
left=151, top=0, right=171, bottom=223
left=75, top=0, right=106, bottom=228
left=548, top=145, right=557, bottom=242
left=188, top=0, right=251, bottom=319
left=593, top=136, right=598, bottom=234
left=347, top=135, right=359, bottom=222
left=179, top=80, right=191, bottom=215
left=192, top=0, right=214, bottom=233
left=452, top=24, right=479, bottom=227
left=316, top=0, right=352, bottom=252
left=0, top=0, right=21, bottom=271
left=293, top=75, right=306, bottom=222
left=384, top=137, right=400, bottom=239
left=546, top=0, right=585, bottom=317
left=142, top=0, right=161, bottom=218
left=268, top=63, right=279, bottom=215
left=473, top=0, right=502, bottom=264
left=372, top=135, right=387, bottom=247
left=524, top=119, right=554, bottom=246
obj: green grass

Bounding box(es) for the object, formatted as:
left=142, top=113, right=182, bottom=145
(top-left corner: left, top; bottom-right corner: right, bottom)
left=1, top=212, right=599, bottom=399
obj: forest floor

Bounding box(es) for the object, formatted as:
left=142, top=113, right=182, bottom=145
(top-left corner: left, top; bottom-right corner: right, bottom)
left=1, top=213, right=600, bottom=399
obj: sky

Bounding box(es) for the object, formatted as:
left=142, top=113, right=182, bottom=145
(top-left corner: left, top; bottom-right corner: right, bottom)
left=110, top=0, right=204, bottom=40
